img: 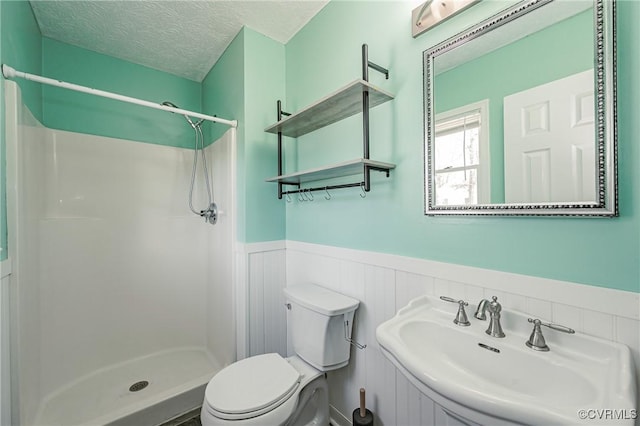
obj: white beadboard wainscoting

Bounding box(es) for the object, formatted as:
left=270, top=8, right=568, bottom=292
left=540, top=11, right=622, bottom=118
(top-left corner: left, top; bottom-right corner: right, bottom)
left=239, top=241, right=287, bottom=360
left=243, top=240, right=640, bottom=426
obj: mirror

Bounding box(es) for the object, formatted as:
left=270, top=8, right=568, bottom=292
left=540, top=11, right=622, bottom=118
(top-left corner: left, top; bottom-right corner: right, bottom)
left=423, top=0, right=617, bottom=216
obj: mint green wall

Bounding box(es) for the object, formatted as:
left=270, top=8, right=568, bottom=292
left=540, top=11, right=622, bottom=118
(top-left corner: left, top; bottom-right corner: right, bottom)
left=203, top=30, right=247, bottom=241
left=203, top=30, right=245, bottom=147
left=618, top=0, right=640, bottom=294
left=203, top=27, right=286, bottom=243
left=284, top=1, right=640, bottom=293
left=1, top=1, right=637, bottom=290
left=1, top=0, right=42, bottom=120
left=42, top=38, right=200, bottom=149
left=243, top=29, right=286, bottom=242
left=0, top=0, right=43, bottom=261
left=435, top=10, right=593, bottom=203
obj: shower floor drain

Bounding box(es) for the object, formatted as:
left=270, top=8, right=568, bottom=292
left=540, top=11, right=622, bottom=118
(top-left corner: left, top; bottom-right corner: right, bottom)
left=129, top=380, right=149, bottom=392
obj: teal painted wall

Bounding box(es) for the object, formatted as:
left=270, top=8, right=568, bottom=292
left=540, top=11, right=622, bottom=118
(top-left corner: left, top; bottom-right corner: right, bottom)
left=284, top=1, right=640, bottom=293
left=1, top=0, right=42, bottom=120
left=1, top=1, right=637, bottom=291
left=203, top=29, right=247, bottom=241
left=42, top=38, right=200, bottom=149
left=203, top=30, right=244, bottom=147
left=243, top=28, right=286, bottom=243
left=0, top=0, right=43, bottom=261
left=435, top=10, right=593, bottom=203
left=618, top=0, right=640, bottom=294
left=203, top=27, right=286, bottom=243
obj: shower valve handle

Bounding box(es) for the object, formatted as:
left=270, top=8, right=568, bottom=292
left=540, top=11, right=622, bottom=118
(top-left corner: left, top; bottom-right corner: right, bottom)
left=201, top=203, right=218, bottom=225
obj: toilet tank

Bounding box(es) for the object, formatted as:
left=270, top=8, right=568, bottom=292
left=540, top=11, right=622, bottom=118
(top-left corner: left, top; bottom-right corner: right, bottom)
left=284, top=284, right=360, bottom=372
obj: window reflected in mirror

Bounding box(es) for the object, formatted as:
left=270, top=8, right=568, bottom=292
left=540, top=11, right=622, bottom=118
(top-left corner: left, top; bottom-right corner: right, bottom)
left=432, top=100, right=489, bottom=205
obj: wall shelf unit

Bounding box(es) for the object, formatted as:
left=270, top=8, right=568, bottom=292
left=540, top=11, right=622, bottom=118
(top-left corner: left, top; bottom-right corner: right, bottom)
left=265, top=44, right=395, bottom=199
left=265, top=80, right=394, bottom=138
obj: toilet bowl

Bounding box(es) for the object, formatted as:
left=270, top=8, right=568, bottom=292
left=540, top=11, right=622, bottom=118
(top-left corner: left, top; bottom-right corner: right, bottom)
left=201, top=283, right=360, bottom=426
left=200, top=354, right=328, bottom=426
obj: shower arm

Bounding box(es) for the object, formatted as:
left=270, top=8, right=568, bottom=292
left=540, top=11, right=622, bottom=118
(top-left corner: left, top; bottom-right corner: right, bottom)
left=2, top=64, right=238, bottom=128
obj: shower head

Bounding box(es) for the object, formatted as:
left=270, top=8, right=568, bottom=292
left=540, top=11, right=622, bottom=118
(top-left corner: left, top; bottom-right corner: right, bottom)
left=161, top=100, right=203, bottom=129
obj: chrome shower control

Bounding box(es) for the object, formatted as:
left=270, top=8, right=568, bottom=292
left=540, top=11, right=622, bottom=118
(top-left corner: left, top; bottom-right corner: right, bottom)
left=201, top=202, right=218, bottom=225
left=440, top=296, right=471, bottom=326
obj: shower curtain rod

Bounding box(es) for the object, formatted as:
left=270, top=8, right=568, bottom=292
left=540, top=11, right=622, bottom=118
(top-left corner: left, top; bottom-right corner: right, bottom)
left=1, top=64, right=238, bottom=128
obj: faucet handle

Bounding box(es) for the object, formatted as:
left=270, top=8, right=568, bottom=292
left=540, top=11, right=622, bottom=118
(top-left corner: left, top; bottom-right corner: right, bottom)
left=439, top=296, right=464, bottom=304
left=528, top=318, right=575, bottom=334
left=439, top=296, right=470, bottom=326
left=526, top=318, right=575, bottom=351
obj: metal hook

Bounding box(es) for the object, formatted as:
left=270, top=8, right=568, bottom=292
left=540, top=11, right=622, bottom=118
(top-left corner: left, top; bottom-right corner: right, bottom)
left=307, top=188, right=314, bottom=201
left=360, top=182, right=367, bottom=198
left=324, top=187, right=331, bottom=201
left=298, top=191, right=307, bottom=202
left=285, top=193, right=292, bottom=203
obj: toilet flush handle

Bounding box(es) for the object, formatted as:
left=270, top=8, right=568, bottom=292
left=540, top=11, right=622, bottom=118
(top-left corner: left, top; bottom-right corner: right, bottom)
left=344, top=314, right=366, bottom=350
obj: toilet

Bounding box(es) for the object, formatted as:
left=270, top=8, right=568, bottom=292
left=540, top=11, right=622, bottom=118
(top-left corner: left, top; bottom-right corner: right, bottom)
left=201, top=283, right=360, bottom=426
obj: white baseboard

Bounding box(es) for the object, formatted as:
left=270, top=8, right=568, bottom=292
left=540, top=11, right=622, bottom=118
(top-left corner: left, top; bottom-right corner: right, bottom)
left=330, top=404, right=352, bottom=426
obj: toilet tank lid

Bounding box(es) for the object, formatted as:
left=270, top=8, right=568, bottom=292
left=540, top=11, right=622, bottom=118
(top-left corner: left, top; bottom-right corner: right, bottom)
left=284, top=284, right=359, bottom=316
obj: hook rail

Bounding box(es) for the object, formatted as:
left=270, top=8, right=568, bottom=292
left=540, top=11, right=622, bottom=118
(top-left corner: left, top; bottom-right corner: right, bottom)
left=281, top=182, right=364, bottom=197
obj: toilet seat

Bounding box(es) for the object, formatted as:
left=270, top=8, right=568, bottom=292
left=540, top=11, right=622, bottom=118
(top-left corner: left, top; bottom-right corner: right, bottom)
left=204, top=353, right=301, bottom=421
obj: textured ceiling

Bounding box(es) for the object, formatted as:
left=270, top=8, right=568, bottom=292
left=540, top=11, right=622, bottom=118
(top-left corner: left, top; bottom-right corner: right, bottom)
left=30, top=0, right=329, bottom=82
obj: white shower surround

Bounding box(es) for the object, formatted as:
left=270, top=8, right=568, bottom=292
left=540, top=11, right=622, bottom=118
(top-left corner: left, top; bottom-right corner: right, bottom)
left=1, top=259, right=11, bottom=426
left=5, top=81, right=237, bottom=425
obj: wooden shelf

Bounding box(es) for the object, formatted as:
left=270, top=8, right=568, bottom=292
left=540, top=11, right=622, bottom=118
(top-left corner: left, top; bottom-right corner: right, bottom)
left=264, top=80, right=394, bottom=138
left=265, top=158, right=396, bottom=185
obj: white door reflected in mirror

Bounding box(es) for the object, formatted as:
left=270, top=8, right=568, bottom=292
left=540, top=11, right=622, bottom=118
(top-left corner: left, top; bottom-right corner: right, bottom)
left=504, top=70, right=596, bottom=203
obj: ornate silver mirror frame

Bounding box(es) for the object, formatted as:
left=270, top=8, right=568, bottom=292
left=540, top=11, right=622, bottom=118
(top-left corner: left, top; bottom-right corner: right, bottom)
left=423, top=0, right=617, bottom=216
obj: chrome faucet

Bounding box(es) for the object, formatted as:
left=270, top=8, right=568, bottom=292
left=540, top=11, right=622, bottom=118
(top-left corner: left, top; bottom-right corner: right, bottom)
left=474, top=296, right=505, bottom=338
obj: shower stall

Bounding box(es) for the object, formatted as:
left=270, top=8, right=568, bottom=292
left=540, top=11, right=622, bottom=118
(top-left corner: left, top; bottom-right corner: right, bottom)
left=5, top=80, right=238, bottom=425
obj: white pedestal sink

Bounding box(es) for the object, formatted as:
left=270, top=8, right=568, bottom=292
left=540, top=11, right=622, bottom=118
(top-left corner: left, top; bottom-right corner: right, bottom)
left=376, top=295, right=637, bottom=425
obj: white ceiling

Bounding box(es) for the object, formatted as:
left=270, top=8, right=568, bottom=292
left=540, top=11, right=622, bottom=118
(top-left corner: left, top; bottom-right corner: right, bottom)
left=30, top=0, right=329, bottom=82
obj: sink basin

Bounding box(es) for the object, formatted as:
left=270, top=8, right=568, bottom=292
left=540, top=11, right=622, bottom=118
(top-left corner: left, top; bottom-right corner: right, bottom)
left=376, top=295, right=637, bottom=425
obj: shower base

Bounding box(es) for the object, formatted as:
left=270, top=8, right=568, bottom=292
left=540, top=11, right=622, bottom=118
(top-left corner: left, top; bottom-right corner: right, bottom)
left=33, top=347, right=220, bottom=426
